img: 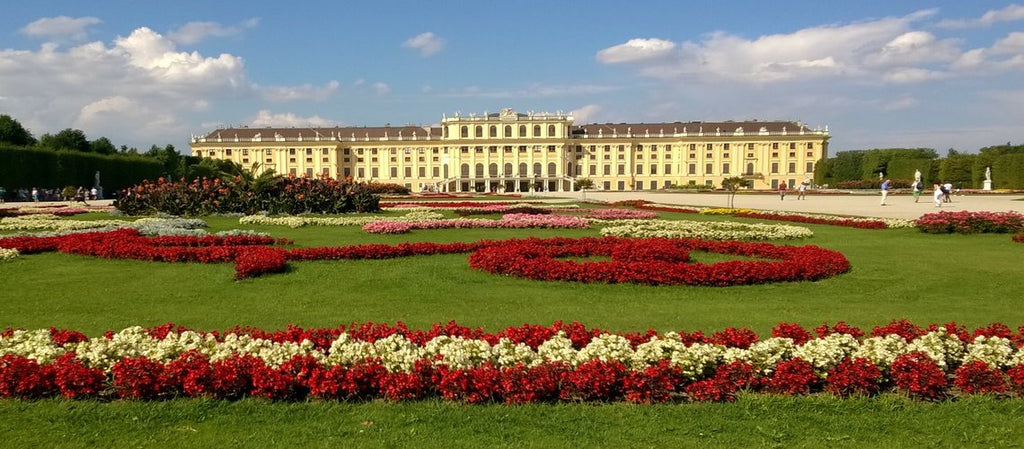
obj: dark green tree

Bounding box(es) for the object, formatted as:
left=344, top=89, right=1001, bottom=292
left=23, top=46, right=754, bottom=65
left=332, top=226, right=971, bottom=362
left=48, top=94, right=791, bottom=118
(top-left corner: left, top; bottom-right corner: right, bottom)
left=90, top=137, right=117, bottom=155
left=0, top=114, right=37, bottom=146
left=38, top=128, right=91, bottom=152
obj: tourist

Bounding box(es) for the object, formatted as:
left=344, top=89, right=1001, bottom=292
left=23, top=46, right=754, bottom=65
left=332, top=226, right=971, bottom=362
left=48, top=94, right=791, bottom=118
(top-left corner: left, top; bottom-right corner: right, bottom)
left=797, top=182, right=807, bottom=200
left=933, top=183, right=944, bottom=207
left=942, top=182, right=953, bottom=203
left=0, top=186, right=5, bottom=203
left=880, top=178, right=891, bottom=206
left=31, top=187, right=39, bottom=202
left=912, top=180, right=922, bottom=203
left=778, top=182, right=787, bottom=200
left=90, top=187, right=98, bottom=200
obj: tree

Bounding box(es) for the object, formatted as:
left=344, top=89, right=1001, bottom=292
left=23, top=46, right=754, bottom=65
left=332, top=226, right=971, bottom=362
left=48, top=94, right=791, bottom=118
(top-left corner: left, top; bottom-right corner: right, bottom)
left=38, top=128, right=90, bottom=152
left=575, top=177, right=594, bottom=201
left=90, top=137, right=117, bottom=155
left=0, top=114, right=36, bottom=146
left=721, top=176, right=745, bottom=208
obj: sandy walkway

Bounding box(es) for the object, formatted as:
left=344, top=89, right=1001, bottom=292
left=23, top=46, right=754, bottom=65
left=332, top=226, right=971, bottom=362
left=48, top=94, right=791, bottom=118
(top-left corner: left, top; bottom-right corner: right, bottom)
left=531, top=191, right=1024, bottom=220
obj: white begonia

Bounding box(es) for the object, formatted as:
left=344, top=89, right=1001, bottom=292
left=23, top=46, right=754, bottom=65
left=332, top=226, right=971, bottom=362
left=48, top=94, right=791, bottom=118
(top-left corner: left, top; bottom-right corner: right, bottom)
left=535, top=332, right=580, bottom=366
left=852, top=335, right=909, bottom=369
left=600, top=219, right=812, bottom=241
left=671, top=343, right=726, bottom=380
left=238, top=211, right=445, bottom=228
left=906, top=329, right=966, bottom=370
left=792, top=333, right=860, bottom=373
left=0, top=329, right=66, bottom=363
left=631, top=334, right=688, bottom=369
left=577, top=333, right=634, bottom=364
left=372, top=334, right=426, bottom=372
left=732, top=338, right=797, bottom=375
left=491, top=338, right=541, bottom=368
left=322, top=334, right=374, bottom=367
left=0, top=247, right=19, bottom=261
left=963, top=335, right=1017, bottom=368
left=70, top=326, right=160, bottom=369
left=424, top=335, right=493, bottom=370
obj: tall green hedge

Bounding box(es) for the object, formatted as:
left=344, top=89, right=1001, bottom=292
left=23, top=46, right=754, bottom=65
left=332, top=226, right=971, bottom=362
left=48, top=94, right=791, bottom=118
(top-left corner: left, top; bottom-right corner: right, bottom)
left=0, top=145, right=163, bottom=197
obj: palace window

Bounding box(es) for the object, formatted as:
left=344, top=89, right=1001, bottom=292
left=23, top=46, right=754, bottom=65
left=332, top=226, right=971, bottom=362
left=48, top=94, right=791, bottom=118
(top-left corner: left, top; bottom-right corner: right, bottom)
left=772, top=142, right=779, bottom=150
left=636, top=164, right=643, bottom=175
left=405, top=167, right=412, bottom=177
left=519, top=125, right=526, bottom=136
left=807, top=152, right=813, bottom=157
left=688, top=164, right=696, bottom=175
left=636, top=181, right=644, bottom=190
left=689, top=144, right=696, bottom=151
left=747, top=143, right=754, bottom=150
left=371, top=168, right=379, bottom=178
left=305, top=168, right=313, bottom=177
left=789, top=162, right=796, bottom=173
left=242, top=158, right=249, bottom=164
left=322, top=148, right=329, bottom=155
left=548, top=125, right=556, bottom=136
left=789, top=142, right=796, bottom=150
left=806, top=162, right=814, bottom=172
left=723, top=163, right=730, bottom=174
left=548, top=145, right=556, bottom=153
left=807, top=142, right=814, bottom=149
left=489, top=125, right=497, bottom=138
left=589, top=165, right=597, bottom=175
left=475, top=126, right=483, bottom=138
left=705, top=163, right=713, bottom=174
left=771, top=162, right=779, bottom=173
left=358, top=168, right=365, bottom=178
left=504, top=146, right=512, bottom=153
left=533, top=125, right=541, bottom=137
left=242, top=149, right=249, bottom=156
left=489, top=146, right=497, bottom=153
left=289, top=158, right=296, bottom=163
left=723, top=153, right=729, bottom=158
left=650, top=164, right=657, bottom=175
left=617, top=165, right=625, bottom=175
left=664, top=164, right=672, bottom=175
left=723, top=143, right=730, bottom=150
left=306, top=148, right=313, bottom=155
left=706, top=143, right=713, bottom=150
left=504, top=125, right=512, bottom=137
left=789, top=152, right=796, bottom=157
left=226, top=149, right=233, bottom=156
left=266, top=158, right=273, bottom=163
left=419, top=167, right=426, bottom=177
left=460, top=126, right=468, bottom=138
left=519, top=146, right=527, bottom=153
left=432, top=167, right=440, bottom=177
left=706, top=153, right=713, bottom=158
left=322, top=158, right=328, bottom=163
left=603, top=165, right=611, bottom=175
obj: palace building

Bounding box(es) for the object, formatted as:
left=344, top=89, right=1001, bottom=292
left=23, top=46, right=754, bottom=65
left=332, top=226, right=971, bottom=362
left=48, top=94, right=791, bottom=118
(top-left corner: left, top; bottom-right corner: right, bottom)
left=190, top=108, right=829, bottom=192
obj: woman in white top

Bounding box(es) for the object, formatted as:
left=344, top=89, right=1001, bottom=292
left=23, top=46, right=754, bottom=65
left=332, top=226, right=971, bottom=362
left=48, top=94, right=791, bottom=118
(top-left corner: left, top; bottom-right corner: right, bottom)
left=933, top=183, right=943, bottom=207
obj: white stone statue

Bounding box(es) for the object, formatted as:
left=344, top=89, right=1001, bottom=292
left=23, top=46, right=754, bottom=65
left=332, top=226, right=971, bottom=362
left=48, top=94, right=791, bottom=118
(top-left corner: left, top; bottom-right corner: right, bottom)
left=985, top=166, right=992, bottom=182
left=914, top=169, right=921, bottom=183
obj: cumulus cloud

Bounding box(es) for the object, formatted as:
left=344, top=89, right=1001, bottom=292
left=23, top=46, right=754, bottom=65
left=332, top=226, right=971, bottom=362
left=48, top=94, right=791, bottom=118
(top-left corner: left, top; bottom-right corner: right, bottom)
left=992, top=32, right=1024, bottom=54
left=20, top=16, right=102, bottom=42
left=402, top=32, right=444, bottom=56
left=168, top=18, right=259, bottom=45
left=596, top=38, right=676, bottom=64
left=259, top=80, right=340, bottom=102
left=937, top=4, right=1024, bottom=29
left=373, top=82, right=391, bottom=95
left=594, top=12, right=977, bottom=85
left=570, top=104, right=602, bottom=124
left=249, top=110, right=338, bottom=127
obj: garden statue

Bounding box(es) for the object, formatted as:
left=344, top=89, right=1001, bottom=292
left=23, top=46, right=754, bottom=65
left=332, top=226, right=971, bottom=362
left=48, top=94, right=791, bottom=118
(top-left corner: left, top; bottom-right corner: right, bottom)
left=914, top=169, right=921, bottom=183
left=985, top=166, right=991, bottom=182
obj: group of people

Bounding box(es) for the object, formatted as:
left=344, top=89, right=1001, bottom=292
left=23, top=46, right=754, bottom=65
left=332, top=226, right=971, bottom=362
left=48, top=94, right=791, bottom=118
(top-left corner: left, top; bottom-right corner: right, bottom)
left=778, top=182, right=809, bottom=201
left=882, top=178, right=956, bottom=207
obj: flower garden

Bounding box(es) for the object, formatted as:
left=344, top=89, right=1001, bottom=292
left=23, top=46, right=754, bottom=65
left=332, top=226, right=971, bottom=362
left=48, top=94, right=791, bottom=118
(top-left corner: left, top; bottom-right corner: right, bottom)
left=2, top=197, right=1024, bottom=447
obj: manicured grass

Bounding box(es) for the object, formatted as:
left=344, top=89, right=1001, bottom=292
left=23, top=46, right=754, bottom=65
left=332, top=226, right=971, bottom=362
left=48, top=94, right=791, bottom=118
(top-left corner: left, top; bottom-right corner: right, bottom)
left=2, top=208, right=1024, bottom=447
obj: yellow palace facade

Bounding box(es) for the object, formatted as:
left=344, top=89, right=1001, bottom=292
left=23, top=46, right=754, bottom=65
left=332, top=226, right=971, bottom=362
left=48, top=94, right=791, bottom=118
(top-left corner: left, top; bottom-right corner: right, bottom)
left=190, top=108, right=830, bottom=192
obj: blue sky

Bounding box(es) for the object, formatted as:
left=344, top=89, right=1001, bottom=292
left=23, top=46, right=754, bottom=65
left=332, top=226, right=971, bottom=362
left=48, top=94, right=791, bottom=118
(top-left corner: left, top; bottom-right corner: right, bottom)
left=1, top=1, right=1022, bottom=154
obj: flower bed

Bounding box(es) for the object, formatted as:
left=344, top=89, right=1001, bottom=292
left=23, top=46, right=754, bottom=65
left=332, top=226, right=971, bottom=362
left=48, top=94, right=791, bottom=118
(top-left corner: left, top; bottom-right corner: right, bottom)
left=362, top=214, right=590, bottom=234
left=469, top=236, right=848, bottom=286
left=2, top=320, right=1023, bottom=402
left=1, top=231, right=847, bottom=284
left=734, top=211, right=889, bottom=229
left=915, top=211, right=1024, bottom=234
left=601, top=219, right=813, bottom=241
left=239, top=211, right=444, bottom=228
left=1014, top=233, right=1024, bottom=243
left=0, top=247, right=18, bottom=262
left=586, top=209, right=659, bottom=220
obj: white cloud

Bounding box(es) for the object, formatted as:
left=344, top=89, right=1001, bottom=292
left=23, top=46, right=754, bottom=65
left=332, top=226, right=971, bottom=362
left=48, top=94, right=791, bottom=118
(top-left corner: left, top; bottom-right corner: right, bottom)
left=992, top=32, right=1024, bottom=54
left=882, top=97, right=919, bottom=111
left=570, top=104, right=601, bottom=124
left=595, top=12, right=973, bottom=85
left=259, top=80, right=339, bottom=102
left=937, top=4, right=1024, bottom=29
left=20, top=16, right=101, bottom=42
left=168, top=18, right=259, bottom=45
left=440, top=83, right=616, bottom=99
left=249, top=110, right=338, bottom=127
left=402, top=32, right=444, bottom=56
left=373, top=82, right=391, bottom=95
left=596, top=38, right=676, bottom=64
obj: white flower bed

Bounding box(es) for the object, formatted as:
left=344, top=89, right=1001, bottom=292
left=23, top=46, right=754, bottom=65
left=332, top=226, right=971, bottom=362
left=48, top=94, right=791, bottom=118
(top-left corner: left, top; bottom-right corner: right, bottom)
left=239, top=211, right=445, bottom=228
left=0, top=247, right=18, bottom=262
left=599, top=219, right=813, bottom=240
left=5, top=327, right=1016, bottom=378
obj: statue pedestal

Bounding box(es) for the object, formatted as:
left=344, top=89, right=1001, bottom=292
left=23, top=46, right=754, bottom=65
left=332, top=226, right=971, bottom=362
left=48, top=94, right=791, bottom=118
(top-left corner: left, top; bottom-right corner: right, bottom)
left=983, top=180, right=992, bottom=191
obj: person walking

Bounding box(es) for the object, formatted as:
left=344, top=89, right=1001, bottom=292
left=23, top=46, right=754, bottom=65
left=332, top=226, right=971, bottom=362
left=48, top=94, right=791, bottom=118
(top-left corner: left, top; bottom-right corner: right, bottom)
left=912, top=180, right=922, bottom=203
left=880, top=178, right=891, bottom=206
left=778, top=182, right=787, bottom=200
left=797, top=182, right=807, bottom=200
left=933, top=183, right=944, bottom=207
left=31, top=187, right=39, bottom=202
left=943, top=182, right=953, bottom=203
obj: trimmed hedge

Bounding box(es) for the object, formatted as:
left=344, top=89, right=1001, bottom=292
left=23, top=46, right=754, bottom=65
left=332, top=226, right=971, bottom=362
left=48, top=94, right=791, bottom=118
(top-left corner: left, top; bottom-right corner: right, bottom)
left=0, top=145, right=162, bottom=197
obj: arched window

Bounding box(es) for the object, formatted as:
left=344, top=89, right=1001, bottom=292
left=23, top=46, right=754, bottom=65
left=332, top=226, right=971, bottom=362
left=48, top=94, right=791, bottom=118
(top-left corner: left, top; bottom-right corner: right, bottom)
left=489, top=125, right=497, bottom=138
left=533, top=163, right=542, bottom=177
left=475, top=126, right=483, bottom=138
left=504, top=163, right=513, bottom=176
left=548, top=125, right=556, bottom=137
left=519, top=163, right=528, bottom=176
left=519, top=125, right=526, bottom=137
left=475, top=163, right=484, bottom=178
left=548, top=162, right=557, bottom=176
left=489, top=163, right=498, bottom=176
left=533, top=125, right=541, bottom=137
left=504, top=125, right=512, bottom=137
left=460, top=163, right=470, bottom=177
left=460, top=126, right=468, bottom=138
left=746, top=162, right=754, bottom=176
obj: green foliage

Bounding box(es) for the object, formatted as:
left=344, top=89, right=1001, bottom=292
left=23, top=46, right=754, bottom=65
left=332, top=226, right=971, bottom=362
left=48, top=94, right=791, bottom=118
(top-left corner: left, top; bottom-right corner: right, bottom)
left=939, top=154, right=975, bottom=186
left=859, top=148, right=937, bottom=180
left=89, top=137, right=117, bottom=155
left=576, top=177, right=595, bottom=191
left=989, top=153, right=1024, bottom=189
left=826, top=151, right=864, bottom=183
left=0, top=145, right=162, bottom=193
left=812, top=157, right=833, bottom=185
left=38, top=128, right=91, bottom=152
left=0, top=114, right=36, bottom=146
left=886, top=158, right=932, bottom=183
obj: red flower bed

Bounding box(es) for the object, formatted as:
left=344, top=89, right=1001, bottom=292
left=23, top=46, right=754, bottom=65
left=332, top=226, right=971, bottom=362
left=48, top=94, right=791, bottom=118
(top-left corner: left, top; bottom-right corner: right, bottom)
left=734, top=211, right=888, bottom=229
left=1, top=231, right=850, bottom=285
left=468, top=236, right=850, bottom=286
left=915, top=211, right=1024, bottom=234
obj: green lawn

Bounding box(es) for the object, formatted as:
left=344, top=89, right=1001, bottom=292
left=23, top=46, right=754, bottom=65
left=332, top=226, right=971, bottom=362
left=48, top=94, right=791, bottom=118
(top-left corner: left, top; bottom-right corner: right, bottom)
left=2, top=208, right=1024, bottom=447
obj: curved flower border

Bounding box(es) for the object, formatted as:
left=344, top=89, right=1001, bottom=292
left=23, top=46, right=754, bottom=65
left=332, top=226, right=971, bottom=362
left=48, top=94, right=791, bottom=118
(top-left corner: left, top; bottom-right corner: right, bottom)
left=0, top=230, right=848, bottom=285
left=600, top=219, right=813, bottom=241
left=2, top=320, right=1023, bottom=403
